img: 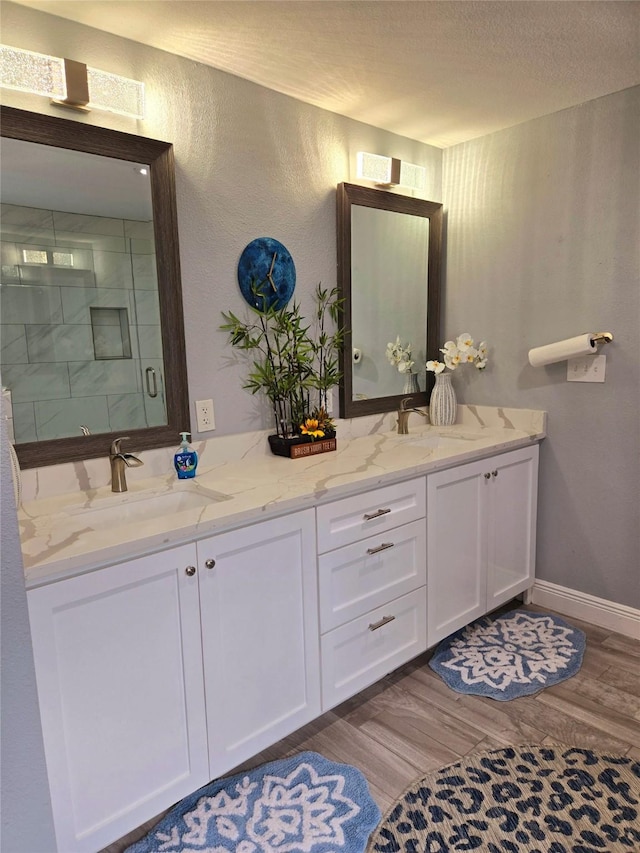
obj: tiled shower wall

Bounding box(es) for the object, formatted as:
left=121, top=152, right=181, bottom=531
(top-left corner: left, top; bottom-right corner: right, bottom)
left=0, top=203, right=166, bottom=443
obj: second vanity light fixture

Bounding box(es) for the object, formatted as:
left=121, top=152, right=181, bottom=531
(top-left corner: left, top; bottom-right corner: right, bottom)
left=357, top=151, right=426, bottom=191
left=0, top=44, right=145, bottom=119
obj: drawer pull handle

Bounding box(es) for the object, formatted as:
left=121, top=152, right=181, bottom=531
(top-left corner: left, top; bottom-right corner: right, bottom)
left=205, top=559, right=216, bottom=569
left=185, top=565, right=196, bottom=576
left=366, top=542, right=395, bottom=555
left=492, top=470, right=499, bottom=478
left=484, top=472, right=491, bottom=479
left=369, top=614, right=396, bottom=631
left=363, top=507, right=391, bottom=521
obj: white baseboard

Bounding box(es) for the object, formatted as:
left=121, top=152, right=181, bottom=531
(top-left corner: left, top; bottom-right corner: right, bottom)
left=531, top=580, right=640, bottom=640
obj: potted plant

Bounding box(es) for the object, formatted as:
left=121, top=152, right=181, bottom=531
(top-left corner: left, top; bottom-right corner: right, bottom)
left=221, top=284, right=343, bottom=457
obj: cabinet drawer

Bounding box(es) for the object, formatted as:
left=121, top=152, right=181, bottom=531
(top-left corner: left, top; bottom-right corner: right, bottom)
left=316, top=477, right=426, bottom=553
left=320, top=587, right=427, bottom=711
left=318, top=519, right=426, bottom=632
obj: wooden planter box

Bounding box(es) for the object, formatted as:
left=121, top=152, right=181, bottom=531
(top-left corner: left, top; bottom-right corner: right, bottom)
left=268, top=433, right=337, bottom=459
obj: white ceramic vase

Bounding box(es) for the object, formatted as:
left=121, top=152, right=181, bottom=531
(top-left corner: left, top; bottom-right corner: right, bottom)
left=429, top=372, right=457, bottom=426
left=402, top=371, right=420, bottom=395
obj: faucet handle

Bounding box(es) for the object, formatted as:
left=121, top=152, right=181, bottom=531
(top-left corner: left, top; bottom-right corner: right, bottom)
left=110, top=436, right=130, bottom=456
left=400, top=397, right=413, bottom=411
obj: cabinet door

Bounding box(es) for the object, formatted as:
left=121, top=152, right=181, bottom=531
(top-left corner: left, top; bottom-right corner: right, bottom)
left=27, top=544, right=208, bottom=853
left=487, top=444, right=539, bottom=609
left=198, top=509, right=321, bottom=778
left=427, top=457, right=489, bottom=646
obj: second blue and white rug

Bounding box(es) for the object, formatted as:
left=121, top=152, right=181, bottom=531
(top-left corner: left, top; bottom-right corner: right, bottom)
left=126, top=751, right=381, bottom=853
left=429, top=609, right=586, bottom=700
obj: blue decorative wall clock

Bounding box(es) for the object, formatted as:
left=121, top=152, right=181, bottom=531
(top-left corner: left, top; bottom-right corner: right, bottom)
left=237, top=237, right=296, bottom=311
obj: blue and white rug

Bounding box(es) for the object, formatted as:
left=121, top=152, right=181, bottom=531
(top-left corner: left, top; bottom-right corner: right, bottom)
left=125, top=751, right=381, bottom=853
left=429, top=609, right=586, bottom=700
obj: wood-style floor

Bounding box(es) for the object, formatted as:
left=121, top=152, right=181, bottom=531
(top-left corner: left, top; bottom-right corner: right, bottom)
left=101, top=603, right=640, bottom=853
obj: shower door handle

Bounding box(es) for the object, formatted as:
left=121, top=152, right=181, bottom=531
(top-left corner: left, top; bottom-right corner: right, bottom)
left=145, top=367, right=158, bottom=398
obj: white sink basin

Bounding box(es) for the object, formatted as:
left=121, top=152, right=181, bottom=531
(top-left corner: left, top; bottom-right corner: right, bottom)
left=69, top=488, right=230, bottom=527
left=392, top=431, right=479, bottom=450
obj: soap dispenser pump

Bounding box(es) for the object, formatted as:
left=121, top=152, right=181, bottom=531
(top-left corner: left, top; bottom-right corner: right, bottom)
left=174, top=432, right=198, bottom=479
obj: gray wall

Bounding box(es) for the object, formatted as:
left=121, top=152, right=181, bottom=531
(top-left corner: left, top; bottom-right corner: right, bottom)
left=443, top=87, right=640, bottom=608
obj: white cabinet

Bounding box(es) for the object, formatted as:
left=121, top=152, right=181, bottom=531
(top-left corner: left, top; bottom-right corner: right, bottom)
left=317, top=478, right=427, bottom=710
left=27, top=544, right=209, bottom=853
left=427, top=445, right=539, bottom=646
left=197, top=509, right=321, bottom=778
left=26, top=444, right=540, bottom=852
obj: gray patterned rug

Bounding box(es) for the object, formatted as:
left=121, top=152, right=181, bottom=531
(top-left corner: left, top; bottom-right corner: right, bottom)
left=366, top=745, right=640, bottom=852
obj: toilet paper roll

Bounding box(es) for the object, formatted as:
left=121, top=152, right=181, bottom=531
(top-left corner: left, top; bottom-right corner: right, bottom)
left=528, top=334, right=597, bottom=367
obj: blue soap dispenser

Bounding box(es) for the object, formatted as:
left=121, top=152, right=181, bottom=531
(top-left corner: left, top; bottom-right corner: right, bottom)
left=174, top=432, right=198, bottom=479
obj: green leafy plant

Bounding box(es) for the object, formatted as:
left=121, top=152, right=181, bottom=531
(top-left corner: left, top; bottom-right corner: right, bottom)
left=221, top=284, right=343, bottom=439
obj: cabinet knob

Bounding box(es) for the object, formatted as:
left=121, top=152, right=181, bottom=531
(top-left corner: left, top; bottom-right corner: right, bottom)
left=492, top=470, right=498, bottom=478
left=185, top=565, right=196, bottom=576
left=205, top=558, right=216, bottom=569
left=484, top=472, right=491, bottom=479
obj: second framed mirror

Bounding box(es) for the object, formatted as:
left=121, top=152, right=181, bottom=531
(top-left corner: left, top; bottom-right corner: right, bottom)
left=337, top=182, right=442, bottom=418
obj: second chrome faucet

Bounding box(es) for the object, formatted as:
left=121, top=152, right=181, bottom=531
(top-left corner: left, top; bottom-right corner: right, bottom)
left=109, top=437, right=144, bottom=492
left=397, top=397, right=429, bottom=434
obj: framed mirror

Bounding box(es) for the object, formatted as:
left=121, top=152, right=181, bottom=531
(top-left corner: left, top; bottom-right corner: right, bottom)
left=336, top=182, right=442, bottom=418
left=0, top=106, right=189, bottom=468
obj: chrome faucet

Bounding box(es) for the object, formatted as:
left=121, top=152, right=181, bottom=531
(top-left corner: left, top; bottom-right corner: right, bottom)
left=397, top=397, right=429, bottom=434
left=109, top=436, right=144, bottom=492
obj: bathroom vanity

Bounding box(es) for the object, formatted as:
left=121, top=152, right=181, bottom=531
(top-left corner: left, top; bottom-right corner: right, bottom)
left=20, top=406, right=544, bottom=853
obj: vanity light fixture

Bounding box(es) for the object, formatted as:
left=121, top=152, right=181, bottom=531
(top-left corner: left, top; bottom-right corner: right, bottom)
left=356, top=151, right=426, bottom=191
left=0, top=44, right=145, bottom=119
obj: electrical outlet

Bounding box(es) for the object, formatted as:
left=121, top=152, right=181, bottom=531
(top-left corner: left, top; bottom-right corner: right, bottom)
left=195, top=399, right=215, bottom=431
left=567, top=354, right=606, bottom=383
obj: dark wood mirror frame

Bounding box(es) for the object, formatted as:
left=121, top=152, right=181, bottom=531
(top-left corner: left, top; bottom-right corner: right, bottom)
left=1, top=106, right=190, bottom=469
left=336, top=182, right=443, bottom=418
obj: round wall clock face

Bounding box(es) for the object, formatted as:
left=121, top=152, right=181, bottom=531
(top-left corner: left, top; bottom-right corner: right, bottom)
left=237, top=237, right=296, bottom=311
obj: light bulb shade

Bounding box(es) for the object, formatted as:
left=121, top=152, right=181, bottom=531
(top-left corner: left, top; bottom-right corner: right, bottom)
left=356, top=151, right=426, bottom=191
left=1, top=44, right=145, bottom=118
left=0, top=45, right=66, bottom=99
left=357, top=152, right=393, bottom=184
left=87, top=66, right=145, bottom=119
left=399, top=161, right=427, bottom=191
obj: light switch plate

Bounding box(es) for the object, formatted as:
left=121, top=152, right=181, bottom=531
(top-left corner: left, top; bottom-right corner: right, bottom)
left=567, top=354, right=606, bottom=382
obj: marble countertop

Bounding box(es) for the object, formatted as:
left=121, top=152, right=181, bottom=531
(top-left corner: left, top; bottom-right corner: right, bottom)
left=19, top=405, right=546, bottom=588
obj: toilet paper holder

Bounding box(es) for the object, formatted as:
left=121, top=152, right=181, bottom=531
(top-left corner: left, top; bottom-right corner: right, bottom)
left=591, top=332, right=614, bottom=345
left=528, top=331, right=614, bottom=368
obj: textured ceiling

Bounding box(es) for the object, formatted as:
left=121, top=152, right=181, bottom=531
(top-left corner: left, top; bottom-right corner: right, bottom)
left=9, top=0, right=640, bottom=147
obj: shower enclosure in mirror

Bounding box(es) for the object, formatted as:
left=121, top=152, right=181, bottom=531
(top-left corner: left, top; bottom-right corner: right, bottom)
left=0, top=106, right=189, bottom=468
left=336, top=182, right=442, bottom=418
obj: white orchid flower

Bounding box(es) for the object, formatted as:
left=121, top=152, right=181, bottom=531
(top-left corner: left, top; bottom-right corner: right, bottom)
left=456, top=333, right=474, bottom=351
left=477, top=341, right=488, bottom=358
left=462, top=347, right=479, bottom=363
left=426, top=360, right=445, bottom=374
left=441, top=340, right=457, bottom=354
left=444, top=352, right=462, bottom=370
left=476, top=358, right=487, bottom=370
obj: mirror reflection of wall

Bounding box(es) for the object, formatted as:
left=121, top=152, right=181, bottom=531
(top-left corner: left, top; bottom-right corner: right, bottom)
left=351, top=206, right=429, bottom=400
left=0, top=138, right=166, bottom=443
